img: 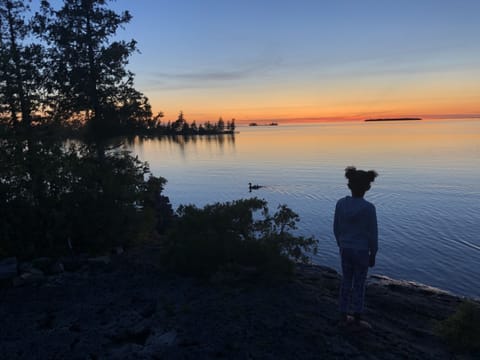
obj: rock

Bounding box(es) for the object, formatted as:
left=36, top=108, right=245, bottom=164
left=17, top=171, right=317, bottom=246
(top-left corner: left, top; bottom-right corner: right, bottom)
left=29, top=267, right=45, bottom=276
left=32, top=257, right=54, bottom=272
left=61, top=257, right=85, bottom=272
left=87, top=256, right=111, bottom=265
left=369, top=274, right=452, bottom=296
left=107, top=323, right=151, bottom=346
left=0, top=248, right=470, bottom=359
left=12, top=271, right=46, bottom=287
left=22, top=259, right=64, bottom=276
left=155, top=330, right=177, bottom=346
left=36, top=312, right=55, bottom=330
left=18, top=261, right=33, bottom=274
left=0, top=257, right=17, bottom=280
left=210, top=264, right=259, bottom=284
left=140, top=302, right=157, bottom=318
left=144, top=330, right=177, bottom=353
left=112, top=246, right=124, bottom=255
left=49, top=261, right=65, bottom=275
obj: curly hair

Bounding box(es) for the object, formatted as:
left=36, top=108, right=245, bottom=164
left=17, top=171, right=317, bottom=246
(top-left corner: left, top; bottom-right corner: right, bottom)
left=344, top=166, right=378, bottom=194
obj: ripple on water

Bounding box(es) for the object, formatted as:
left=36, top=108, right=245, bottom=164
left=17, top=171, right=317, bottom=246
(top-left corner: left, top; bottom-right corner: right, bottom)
left=131, top=121, right=480, bottom=298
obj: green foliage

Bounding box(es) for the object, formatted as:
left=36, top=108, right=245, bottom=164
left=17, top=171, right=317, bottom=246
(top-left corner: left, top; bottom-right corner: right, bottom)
left=163, top=198, right=318, bottom=277
left=435, top=301, right=480, bottom=353
left=0, top=139, right=166, bottom=258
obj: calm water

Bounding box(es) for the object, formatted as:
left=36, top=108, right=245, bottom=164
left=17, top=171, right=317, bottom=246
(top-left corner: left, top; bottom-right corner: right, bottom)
left=127, top=119, right=480, bottom=298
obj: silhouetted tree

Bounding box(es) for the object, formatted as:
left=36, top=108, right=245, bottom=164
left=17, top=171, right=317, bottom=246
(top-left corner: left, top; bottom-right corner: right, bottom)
left=0, top=0, right=44, bottom=130
left=227, top=118, right=236, bottom=132
left=37, top=0, right=150, bottom=135
left=190, top=120, right=198, bottom=133
left=217, top=117, right=225, bottom=132
left=171, top=111, right=186, bottom=132
left=181, top=120, right=190, bottom=134
left=204, top=121, right=213, bottom=132
left=148, top=111, right=164, bottom=130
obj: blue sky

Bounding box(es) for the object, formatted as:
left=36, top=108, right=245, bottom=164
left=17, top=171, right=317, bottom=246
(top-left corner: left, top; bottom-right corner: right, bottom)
left=49, top=0, right=480, bottom=121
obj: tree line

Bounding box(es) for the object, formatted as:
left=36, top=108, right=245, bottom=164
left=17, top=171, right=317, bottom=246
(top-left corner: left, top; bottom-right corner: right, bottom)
left=146, top=111, right=236, bottom=136
left=0, top=0, right=233, bottom=138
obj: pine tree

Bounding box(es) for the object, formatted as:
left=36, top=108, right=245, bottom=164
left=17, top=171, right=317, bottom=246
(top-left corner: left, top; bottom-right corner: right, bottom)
left=0, top=0, right=43, bottom=129
left=38, top=0, right=150, bottom=135
left=217, top=117, right=225, bottom=132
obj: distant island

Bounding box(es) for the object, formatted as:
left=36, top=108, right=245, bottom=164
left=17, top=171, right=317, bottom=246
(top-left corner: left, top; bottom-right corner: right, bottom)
left=365, top=118, right=422, bottom=122
left=249, top=122, right=279, bottom=126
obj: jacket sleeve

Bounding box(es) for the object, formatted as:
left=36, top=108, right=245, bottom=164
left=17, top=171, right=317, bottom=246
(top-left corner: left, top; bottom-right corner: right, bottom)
left=333, top=202, right=340, bottom=247
left=369, top=205, right=378, bottom=255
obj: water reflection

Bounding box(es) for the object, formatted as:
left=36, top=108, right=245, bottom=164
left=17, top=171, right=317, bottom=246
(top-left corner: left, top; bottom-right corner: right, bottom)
left=125, top=133, right=235, bottom=147
left=127, top=134, right=235, bottom=159
left=126, top=119, right=480, bottom=298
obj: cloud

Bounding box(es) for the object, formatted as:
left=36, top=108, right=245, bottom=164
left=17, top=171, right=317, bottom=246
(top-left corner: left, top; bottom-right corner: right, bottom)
left=154, top=69, right=254, bottom=81
left=144, top=56, right=283, bottom=90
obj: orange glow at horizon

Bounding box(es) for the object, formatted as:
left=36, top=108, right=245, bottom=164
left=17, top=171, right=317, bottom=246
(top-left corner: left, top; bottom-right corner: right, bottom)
left=143, top=43, right=480, bottom=124
left=146, top=72, right=480, bottom=124
left=148, top=97, right=480, bottom=124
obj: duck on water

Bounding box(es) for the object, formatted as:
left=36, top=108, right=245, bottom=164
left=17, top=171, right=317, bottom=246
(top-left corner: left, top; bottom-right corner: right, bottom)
left=248, top=183, right=264, bottom=192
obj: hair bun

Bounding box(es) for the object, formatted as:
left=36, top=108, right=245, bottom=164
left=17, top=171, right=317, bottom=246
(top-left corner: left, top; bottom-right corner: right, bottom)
left=344, top=166, right=357, bottom=180
left=367, top=170, right=378, bottom=182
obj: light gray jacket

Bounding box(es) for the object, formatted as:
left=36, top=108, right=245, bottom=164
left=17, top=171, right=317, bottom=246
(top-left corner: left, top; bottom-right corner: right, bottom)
left=334, top=196, right=378, bottom=254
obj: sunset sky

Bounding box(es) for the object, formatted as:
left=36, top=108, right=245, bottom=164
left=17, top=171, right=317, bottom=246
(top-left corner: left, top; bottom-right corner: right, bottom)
left=108, top=0, right=480, bottom=123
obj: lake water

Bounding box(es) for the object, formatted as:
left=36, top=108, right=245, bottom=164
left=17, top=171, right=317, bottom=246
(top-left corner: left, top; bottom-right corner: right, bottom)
left=127, top=119, right=480, bottom=298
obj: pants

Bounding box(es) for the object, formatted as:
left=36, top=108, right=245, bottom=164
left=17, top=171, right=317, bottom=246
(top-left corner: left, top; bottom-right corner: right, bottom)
left=339, top=247, right=369, bottom=314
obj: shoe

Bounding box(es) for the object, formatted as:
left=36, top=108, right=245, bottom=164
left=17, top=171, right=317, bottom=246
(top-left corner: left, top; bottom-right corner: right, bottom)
left=352, top=313, right=372, bottom=330
left=338, top=314, right=354, bottom=327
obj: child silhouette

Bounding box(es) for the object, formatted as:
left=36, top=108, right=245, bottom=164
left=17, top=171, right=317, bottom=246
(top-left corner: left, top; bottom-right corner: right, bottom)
left=334, top=166, right=378, bottom=329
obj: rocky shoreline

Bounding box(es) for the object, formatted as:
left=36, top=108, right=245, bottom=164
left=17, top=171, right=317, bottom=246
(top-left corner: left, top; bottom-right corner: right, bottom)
left=0, top=246, right=477, bottom=359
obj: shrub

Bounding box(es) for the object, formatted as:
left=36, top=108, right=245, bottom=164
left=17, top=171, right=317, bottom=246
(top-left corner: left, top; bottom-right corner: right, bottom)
left=435, top=301, right=480, bottom=353
left=163, top=198, right=318, bottom=277
left=0, top=139, right=166, bottom=258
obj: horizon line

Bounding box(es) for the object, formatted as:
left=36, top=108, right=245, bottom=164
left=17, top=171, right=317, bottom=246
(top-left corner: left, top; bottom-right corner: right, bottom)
left=230, top=113, right=480, bottom=125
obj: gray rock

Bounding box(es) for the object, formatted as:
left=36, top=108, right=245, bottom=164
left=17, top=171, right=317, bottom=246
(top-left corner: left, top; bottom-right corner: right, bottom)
left=29, top=267, right=45, bottom=276
left=155, top=330, right=177, bottom=346
left=32, top=257, right=54, bottom=272
left=18, top=261, right=33, bottom=274
left=0, top=257, right=17, bottom=280
left=369, top=274, right=452, bottom=296
left=12, top=271, right=46, bottom=287
left=112, top=246, right=124, bottom=255
left=88, top=256, right=111, bottom=265
left=107, top=323, right=151, bottom=346
left=61, top=257, right=84, bottom=272
left=143, top=330, right=177, bottom=354
left=49, top=261, right=65, bottom=275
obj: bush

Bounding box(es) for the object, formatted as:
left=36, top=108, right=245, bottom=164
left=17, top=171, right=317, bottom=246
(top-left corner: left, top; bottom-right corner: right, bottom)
left=0, top=139, right=166, bottom=258
left=163, top=198, right=318, bottom=277
left=435, top=301, right=480, bottom=353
